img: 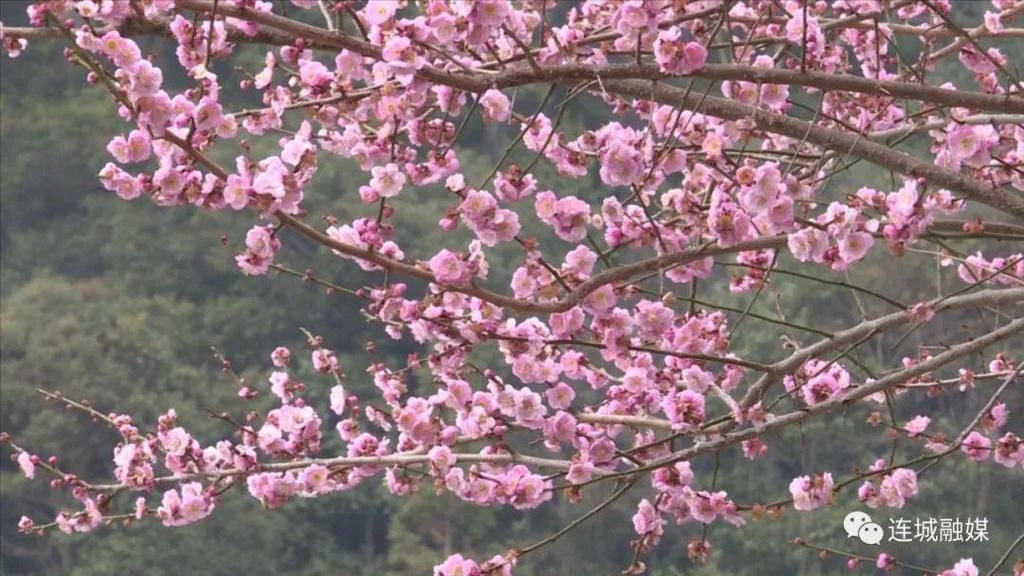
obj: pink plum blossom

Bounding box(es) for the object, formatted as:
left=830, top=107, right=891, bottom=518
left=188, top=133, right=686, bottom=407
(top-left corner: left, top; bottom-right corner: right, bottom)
left=479, top=89, right=511, bottom=122
left=370, top=163, right=407, bottom=198
left=429, top=249, right=471, bottom=287
left=940, top=558, right=979, bottom=576
left=16, top=452, right=35, bottom=479
left=789, top=473, right=834, bottom=511
left=2, top=2, right=1021, bottom=570
left=654, top=28, right=707, bottom=75
left=961, top=431, right=992, bottom=461
left=904, top=415, right=931, bottom=438
left=329, top=385, right=346, bottom=415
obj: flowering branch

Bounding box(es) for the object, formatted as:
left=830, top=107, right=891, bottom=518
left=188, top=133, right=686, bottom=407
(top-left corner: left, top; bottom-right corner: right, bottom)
left=3, top=1, right=1023, bottom=573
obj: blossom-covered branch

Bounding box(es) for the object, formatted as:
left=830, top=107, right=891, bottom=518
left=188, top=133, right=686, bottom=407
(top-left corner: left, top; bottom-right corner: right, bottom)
left=3, top=1, right=1023, bottom=574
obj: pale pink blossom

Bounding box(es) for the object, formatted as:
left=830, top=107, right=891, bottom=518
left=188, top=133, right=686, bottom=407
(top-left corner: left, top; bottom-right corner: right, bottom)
left=363, top=0, right=397, bottom=26
left=789, top=473, right=833, bottom=511
left=837, top=231, right=874, bottom=264
left=788, top=228, right=830, bottom=263
left=632, top=498, right=664, bottom=538
left=961, top=431, right=992, bottom=461
left=430, top=249, right=470, bottom=287
left=312, top=348, right=340, bottom=373
left=904, top=415, right=931, bottom=438
left=271, top=346, right=291, bottom=368
left=434, top=554, right=479, bottom=576
left=654, top=28, right=707, bottom=75
left=545, top=382, right=575, bottom=410
left=369, top=163, right=406, bottom=198
left=329, top=385, right=346, bottom=416
left=994, top=432, right=1024, bottom=468
left=940, top=558, right=979, bottom=576
left=235, top=225, right=280, bottom=276
left=479, top=89, right=511, bottom=122
left=16, top=452, right=35, bottom=479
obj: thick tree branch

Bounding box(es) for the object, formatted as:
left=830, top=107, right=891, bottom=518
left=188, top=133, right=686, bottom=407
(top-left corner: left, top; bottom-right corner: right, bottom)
left=634, top=316, right=1024, bottom=475
left=601, top=79, right=1024, bottom=219
left=18, top=1, right=1022, bottom=218
left=169, top=1, right=1024, bottom=113
left=166, top=0, right=1024, bottom=218
left=14, top=3, right=1023, bottom=115
left=86, top=450, right=579, bottom=491
left=737, top=286, right=1024, bottom=411
left=868, top=114, right=1024, bottom=140
left=486, top=64, right=1024, bottom=114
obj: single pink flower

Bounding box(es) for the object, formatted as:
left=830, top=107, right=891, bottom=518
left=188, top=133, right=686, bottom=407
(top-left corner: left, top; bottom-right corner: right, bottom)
left=17, top=452, right=35, bottom=479
left=479, top=89, right=511, bottom=122
left=904, top=415, right=931, bottom=437
left=370, top=163, right=406, bottom=198
left=789, top=473, right=833, bottom=511
left=429, top=249, right=470, bottom=287
left=961, top=431, right=993, bottom=461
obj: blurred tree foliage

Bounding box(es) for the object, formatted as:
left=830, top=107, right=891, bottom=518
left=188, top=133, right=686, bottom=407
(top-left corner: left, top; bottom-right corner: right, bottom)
left=1, top=2, right=1020, bottom=574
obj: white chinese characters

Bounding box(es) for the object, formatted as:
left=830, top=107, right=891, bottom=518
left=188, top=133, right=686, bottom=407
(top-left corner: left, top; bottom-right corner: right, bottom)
left=889, top=517, right=989, bottom=543
left=843, top=511, right=990, bottom=544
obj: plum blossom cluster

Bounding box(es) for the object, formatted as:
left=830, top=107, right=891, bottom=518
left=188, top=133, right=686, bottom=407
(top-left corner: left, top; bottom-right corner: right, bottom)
left=4, top=0, right=1024, bottom=574
left=631, top=460, right=745, bottom=554
left=955, top=251, right=1024, bottom=287
left=857, top=464, right=919, bottom=509
left=854, top=179, right=962, bottom=254
left=235, top=224, right=281, bottom=276
left=783, top=359, right=852, bottom=407
left=789, top=472, right=834, bottom=511
left=456, top=186, right=522, bottom=246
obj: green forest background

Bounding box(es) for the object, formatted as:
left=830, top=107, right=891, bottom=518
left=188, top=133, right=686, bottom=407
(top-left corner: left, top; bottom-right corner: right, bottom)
left=1, top=2, right=1021, bottom=574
